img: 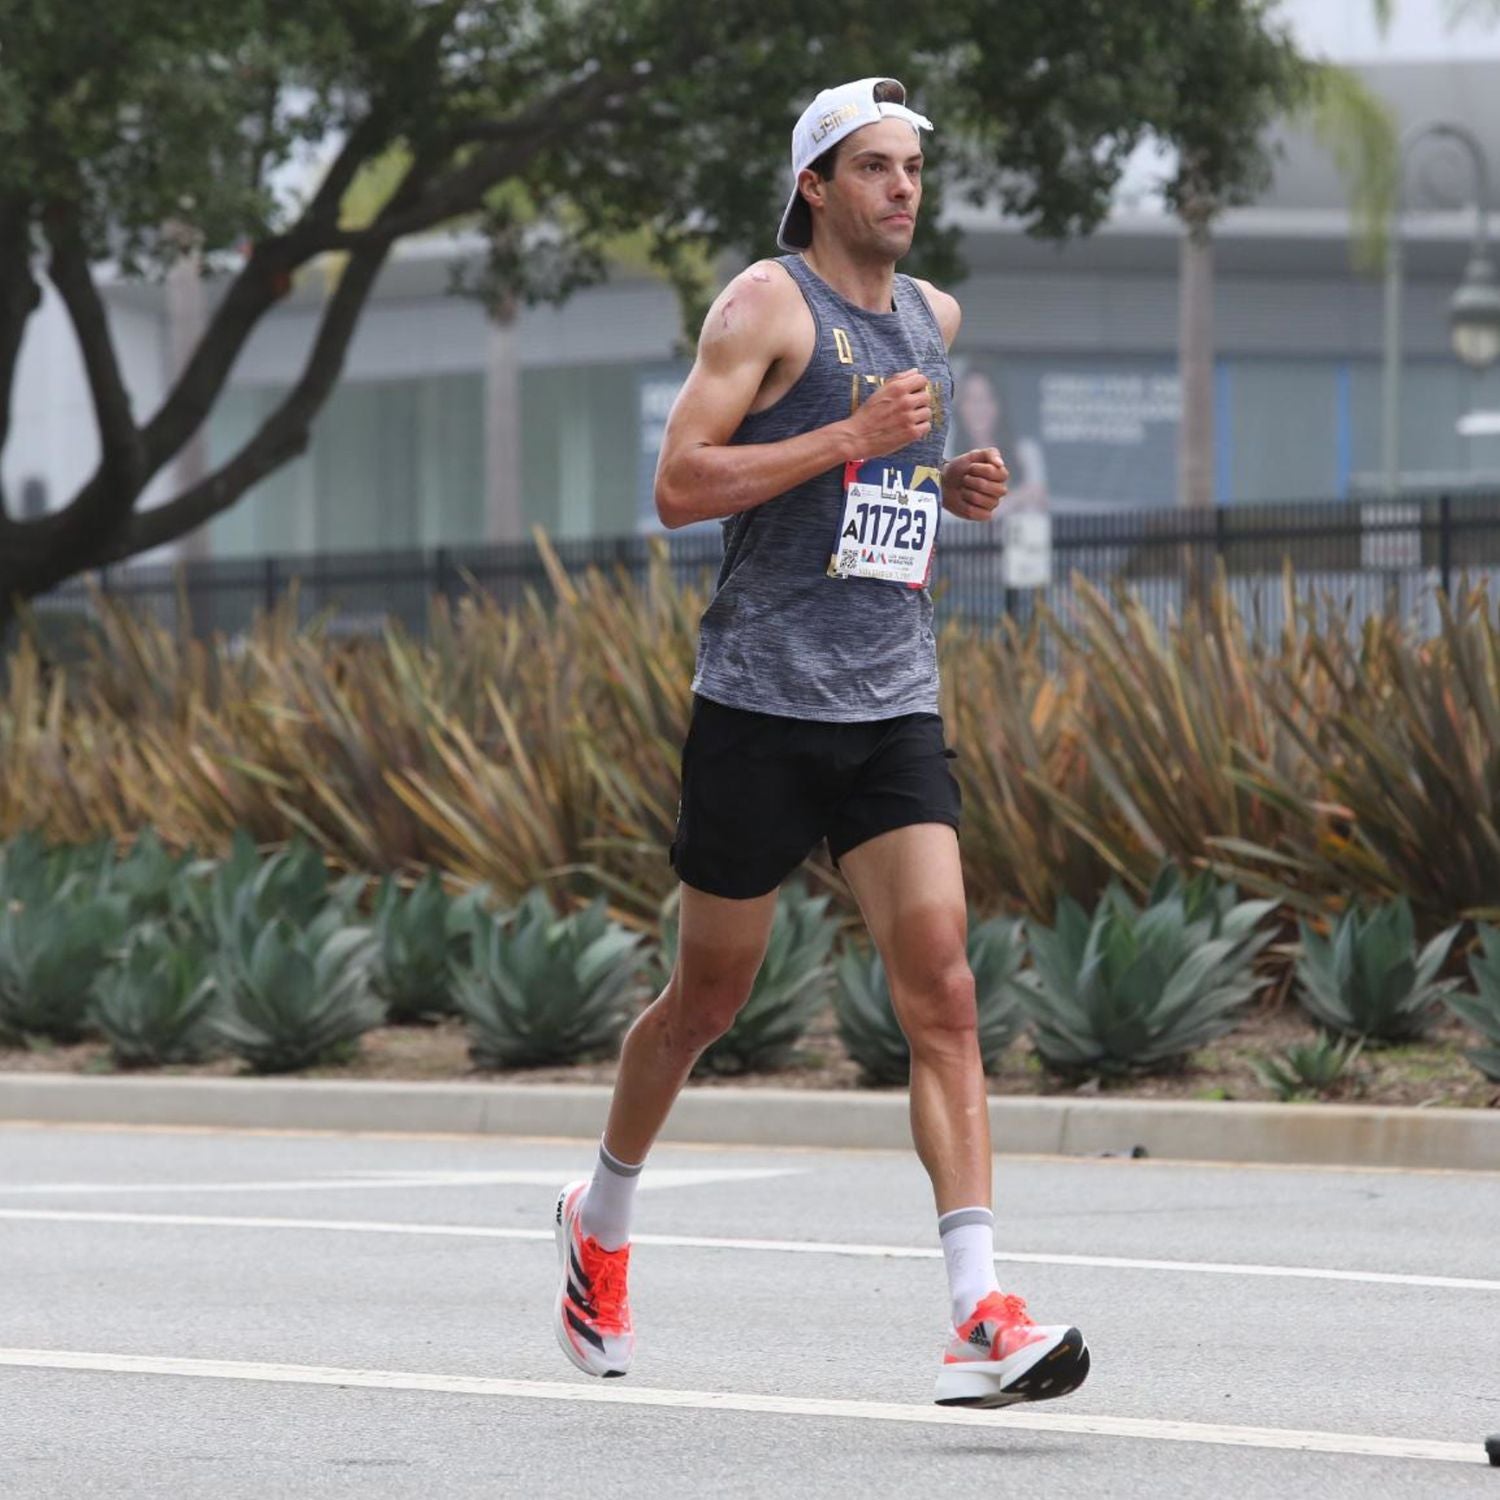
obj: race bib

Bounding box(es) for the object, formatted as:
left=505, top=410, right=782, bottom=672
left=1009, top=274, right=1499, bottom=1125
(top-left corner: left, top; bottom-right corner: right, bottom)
left=827, top=459, right=942, bottom=588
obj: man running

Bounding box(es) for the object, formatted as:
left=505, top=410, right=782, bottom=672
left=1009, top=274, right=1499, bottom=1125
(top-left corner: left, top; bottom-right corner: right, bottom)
left=554, top=76, right=1089, bottom=1409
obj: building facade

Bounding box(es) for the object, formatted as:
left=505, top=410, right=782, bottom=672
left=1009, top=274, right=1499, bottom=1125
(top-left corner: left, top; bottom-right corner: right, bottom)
left=5, top=1, right=1499, bottom=558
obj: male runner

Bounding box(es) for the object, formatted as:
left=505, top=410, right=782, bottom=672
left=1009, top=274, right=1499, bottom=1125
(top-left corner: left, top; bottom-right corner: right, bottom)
left=553, top=77, right=1089, bottom=1409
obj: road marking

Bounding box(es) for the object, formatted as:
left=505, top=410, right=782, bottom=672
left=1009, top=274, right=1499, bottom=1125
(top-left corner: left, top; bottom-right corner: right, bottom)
left=3, top=1208, right=1496, bottom=1294
left=0, top=1347, right=1479, bottom=1465
left=0, top=1167, right=796, bottom=1196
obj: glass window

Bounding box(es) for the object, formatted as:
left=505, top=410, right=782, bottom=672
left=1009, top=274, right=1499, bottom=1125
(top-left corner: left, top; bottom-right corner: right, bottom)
left=207, top=374, right=483, bottom=557
left=1224, top=359, right=1342, bottom=503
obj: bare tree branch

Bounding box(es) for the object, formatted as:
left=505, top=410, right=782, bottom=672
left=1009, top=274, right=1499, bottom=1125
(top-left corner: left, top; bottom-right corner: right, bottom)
left=300, top=111, right=395, bottom=235
left=0, top=196, right=43, bottom=488
left=377, top=67, right=650, bottom=240
left=133, top=105, right=404, bottom=486
left=110, top=233, right=395, bottom=559
left=450, top=64, right=648, bottom=146
left=45, top=205, right=147, bottom=491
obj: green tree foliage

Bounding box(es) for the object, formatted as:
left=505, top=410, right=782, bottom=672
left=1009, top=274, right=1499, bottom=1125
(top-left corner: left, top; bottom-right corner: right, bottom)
left=1, top=0, right=1324, bottom=603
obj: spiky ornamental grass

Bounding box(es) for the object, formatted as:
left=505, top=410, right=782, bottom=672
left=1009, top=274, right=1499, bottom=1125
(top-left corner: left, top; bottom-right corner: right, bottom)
left=90, top=923, right=218, bottom=1067
left=1294, top=898, right=1459, bottom=1045
left=1451, top=924, right=1500, bottom=1082
left=1019, top=869, right=1276, bottom=1079
left=832, top=915, right=1030, bottom=1087
left=13, top=568, right=1500, bottom=933
left=455, top=890, right=644, bottom=1069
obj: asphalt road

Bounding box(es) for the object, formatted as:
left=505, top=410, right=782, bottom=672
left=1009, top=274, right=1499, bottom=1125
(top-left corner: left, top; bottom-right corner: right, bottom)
left=0, top=1122, right=1497, bottom=1498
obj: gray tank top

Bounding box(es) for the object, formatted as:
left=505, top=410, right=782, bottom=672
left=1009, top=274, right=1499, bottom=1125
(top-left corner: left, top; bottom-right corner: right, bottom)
left=690, top=255, right=953, bottom=722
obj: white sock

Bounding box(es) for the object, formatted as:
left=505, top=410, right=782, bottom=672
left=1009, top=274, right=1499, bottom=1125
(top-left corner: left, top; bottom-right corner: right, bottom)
left=579, top=1140, right=643, bottom=1251
left=939, top=1205, right=1001, bottom=1328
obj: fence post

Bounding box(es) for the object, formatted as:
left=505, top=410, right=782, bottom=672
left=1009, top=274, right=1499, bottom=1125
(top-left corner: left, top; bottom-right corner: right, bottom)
left=1212, top=504, right=1228, bottom=599
left=262, top=556, right=277, bottom=618
left=1439, top=493, right=1453, bottom=600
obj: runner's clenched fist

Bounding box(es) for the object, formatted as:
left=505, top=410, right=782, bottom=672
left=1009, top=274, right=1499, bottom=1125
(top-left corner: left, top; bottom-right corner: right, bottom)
left=941, top=446, right=1009, bottom=521
left=846, top=368, right=933, bottom=456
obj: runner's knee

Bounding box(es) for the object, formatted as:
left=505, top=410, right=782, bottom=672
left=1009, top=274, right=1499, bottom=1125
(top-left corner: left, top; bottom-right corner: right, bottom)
left=660, top=964, right=757, bottom=1053
left=895, top=962, right=978, bottom=1056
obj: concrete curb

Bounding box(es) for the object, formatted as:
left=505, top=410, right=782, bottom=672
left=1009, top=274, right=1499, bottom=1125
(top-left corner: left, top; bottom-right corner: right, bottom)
left=2, top=1073, right=1497, bottom=1170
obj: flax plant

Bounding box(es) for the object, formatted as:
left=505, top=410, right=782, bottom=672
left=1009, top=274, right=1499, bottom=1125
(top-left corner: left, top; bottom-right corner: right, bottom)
left=940, top=618, right=1122, bottom=919
left=1226, top=586, right=1500, bottom=923
left=1044, top=573, right=1323, bottom=900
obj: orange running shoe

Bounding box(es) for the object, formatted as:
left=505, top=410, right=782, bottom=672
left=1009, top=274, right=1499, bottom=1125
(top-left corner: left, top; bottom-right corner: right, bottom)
left=933, top=1291, right=1089, bottom=1408
left=553, top=1180, right=634, bottom=1378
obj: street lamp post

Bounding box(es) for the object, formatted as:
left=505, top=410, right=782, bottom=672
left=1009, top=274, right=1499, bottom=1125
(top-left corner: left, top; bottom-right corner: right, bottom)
left=1382, top=121, right=1500, bottom=497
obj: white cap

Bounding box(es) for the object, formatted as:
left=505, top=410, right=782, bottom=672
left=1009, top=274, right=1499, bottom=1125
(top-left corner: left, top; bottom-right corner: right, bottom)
left=776, top=77, right=934, bottom=252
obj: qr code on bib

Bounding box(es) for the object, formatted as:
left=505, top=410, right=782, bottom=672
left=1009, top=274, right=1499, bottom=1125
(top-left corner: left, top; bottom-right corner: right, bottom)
left=839, top=548, right=859, bottom=573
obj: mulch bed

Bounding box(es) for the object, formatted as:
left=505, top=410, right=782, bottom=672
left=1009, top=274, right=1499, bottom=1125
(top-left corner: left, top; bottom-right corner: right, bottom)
left=4, top=1002, right=1497, bottom=1109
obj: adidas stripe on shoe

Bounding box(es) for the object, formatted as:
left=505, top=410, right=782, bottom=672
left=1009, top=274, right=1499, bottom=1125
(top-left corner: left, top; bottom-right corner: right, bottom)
left=553, top=1180, right=634, bottom=1378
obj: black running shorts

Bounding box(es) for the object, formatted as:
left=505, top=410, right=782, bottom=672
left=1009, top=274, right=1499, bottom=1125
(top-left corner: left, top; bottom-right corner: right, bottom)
left=669, top=695, right=962, bottom=901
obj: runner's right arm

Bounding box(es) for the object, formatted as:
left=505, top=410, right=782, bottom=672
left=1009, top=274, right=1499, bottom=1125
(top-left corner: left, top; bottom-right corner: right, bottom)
left=654, top=268, right=933, bottom=530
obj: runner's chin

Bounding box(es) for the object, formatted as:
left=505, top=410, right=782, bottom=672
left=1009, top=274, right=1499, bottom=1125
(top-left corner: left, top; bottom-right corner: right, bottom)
left=880, top=217, right=915, bottom=250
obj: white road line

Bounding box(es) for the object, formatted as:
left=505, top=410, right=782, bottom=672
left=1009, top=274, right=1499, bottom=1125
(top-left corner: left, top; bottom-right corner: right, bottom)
left=3, top=1208, right=1496, bottom=1294
left=0, top=1167, right=796, bottom=1196
left=0, top=1347, right=1480, bottom=1466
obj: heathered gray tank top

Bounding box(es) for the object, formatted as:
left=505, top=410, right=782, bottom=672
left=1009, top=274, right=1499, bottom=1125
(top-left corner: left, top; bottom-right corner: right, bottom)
left=690, top=255, right=953, bottom=722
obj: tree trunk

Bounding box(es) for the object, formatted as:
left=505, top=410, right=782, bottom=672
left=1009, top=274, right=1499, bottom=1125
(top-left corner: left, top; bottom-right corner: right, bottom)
left=1177, top=207, right=1215, bottom=511
left=164, top=236, right=212, bottom=564
left=484, top=297, right=524, bottom=543
left=1177, top=191, right=1217, bottom=609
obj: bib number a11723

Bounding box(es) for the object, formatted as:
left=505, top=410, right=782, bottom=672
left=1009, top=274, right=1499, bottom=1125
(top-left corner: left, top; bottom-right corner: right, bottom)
left=827, top=459, right=942, bottom=588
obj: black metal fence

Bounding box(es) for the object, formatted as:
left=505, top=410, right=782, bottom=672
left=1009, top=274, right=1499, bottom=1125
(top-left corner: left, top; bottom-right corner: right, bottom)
left=33, top=492, right=1500, bottom=646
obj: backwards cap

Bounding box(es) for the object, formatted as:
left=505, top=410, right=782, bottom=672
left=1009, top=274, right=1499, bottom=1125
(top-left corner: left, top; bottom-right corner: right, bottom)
left=776, top=77, right=933, bottom=252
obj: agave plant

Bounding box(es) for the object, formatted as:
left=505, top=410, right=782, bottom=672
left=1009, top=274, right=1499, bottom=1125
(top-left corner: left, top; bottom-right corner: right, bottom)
left=1254, top=1033, right=1364, bottom=1102
left=107, top=829, right=197, bottom=924
left=184, top=832, right=366, bottom=949
left=446, top=880, right=502, bottom=964
left=0, top=883, right=130, bottom=1044
left=1295, top=899, right=1459, bottom=1044
left=1449, top=923, right=1500, bottom=1082
left=90, top=923, right=218, bottom=1067
left=833, top=915, right=1030, bottom=1086
left=210, top=907, right=383, bottom=1074
left=0, top=831, right=53, bottom=906
left=455, top=890, right=644, bottom=1068
left=371, top=872, right=463, bottom=1023
left=0, top=831, right=115, bottom=907
left=1019, top=875, right=1276, bottom=1078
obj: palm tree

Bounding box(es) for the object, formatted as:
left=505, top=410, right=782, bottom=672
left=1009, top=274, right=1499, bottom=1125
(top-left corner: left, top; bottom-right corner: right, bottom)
left=1170, top=49, right=1396, bottom=514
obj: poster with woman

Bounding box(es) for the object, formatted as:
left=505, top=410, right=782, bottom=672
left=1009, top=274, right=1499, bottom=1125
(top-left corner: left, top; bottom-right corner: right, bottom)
left=950, top=355, right=1181, bottom=511
left=951, top=363, right=1050, bottom=511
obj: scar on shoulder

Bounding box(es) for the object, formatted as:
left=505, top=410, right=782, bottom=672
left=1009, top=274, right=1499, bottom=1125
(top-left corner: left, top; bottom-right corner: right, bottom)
left=749, top=266, right=772, bottom=282
left=719, top=295, right=738, bottom=331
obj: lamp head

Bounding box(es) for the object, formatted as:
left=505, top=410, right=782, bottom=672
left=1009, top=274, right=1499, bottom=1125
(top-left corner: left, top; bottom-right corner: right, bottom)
left=1450, top=254, right=1500, bottom=369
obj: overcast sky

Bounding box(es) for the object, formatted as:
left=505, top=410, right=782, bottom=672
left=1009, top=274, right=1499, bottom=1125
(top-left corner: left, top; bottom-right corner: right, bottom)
left=1279, top=0, right=1500, bottom=61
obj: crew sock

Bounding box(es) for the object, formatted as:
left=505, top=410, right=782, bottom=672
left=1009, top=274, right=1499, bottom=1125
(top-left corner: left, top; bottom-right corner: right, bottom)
left=938, top=1205, right=1002, bottom=1329
left=578, top=1140, right=643, bottom=1251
